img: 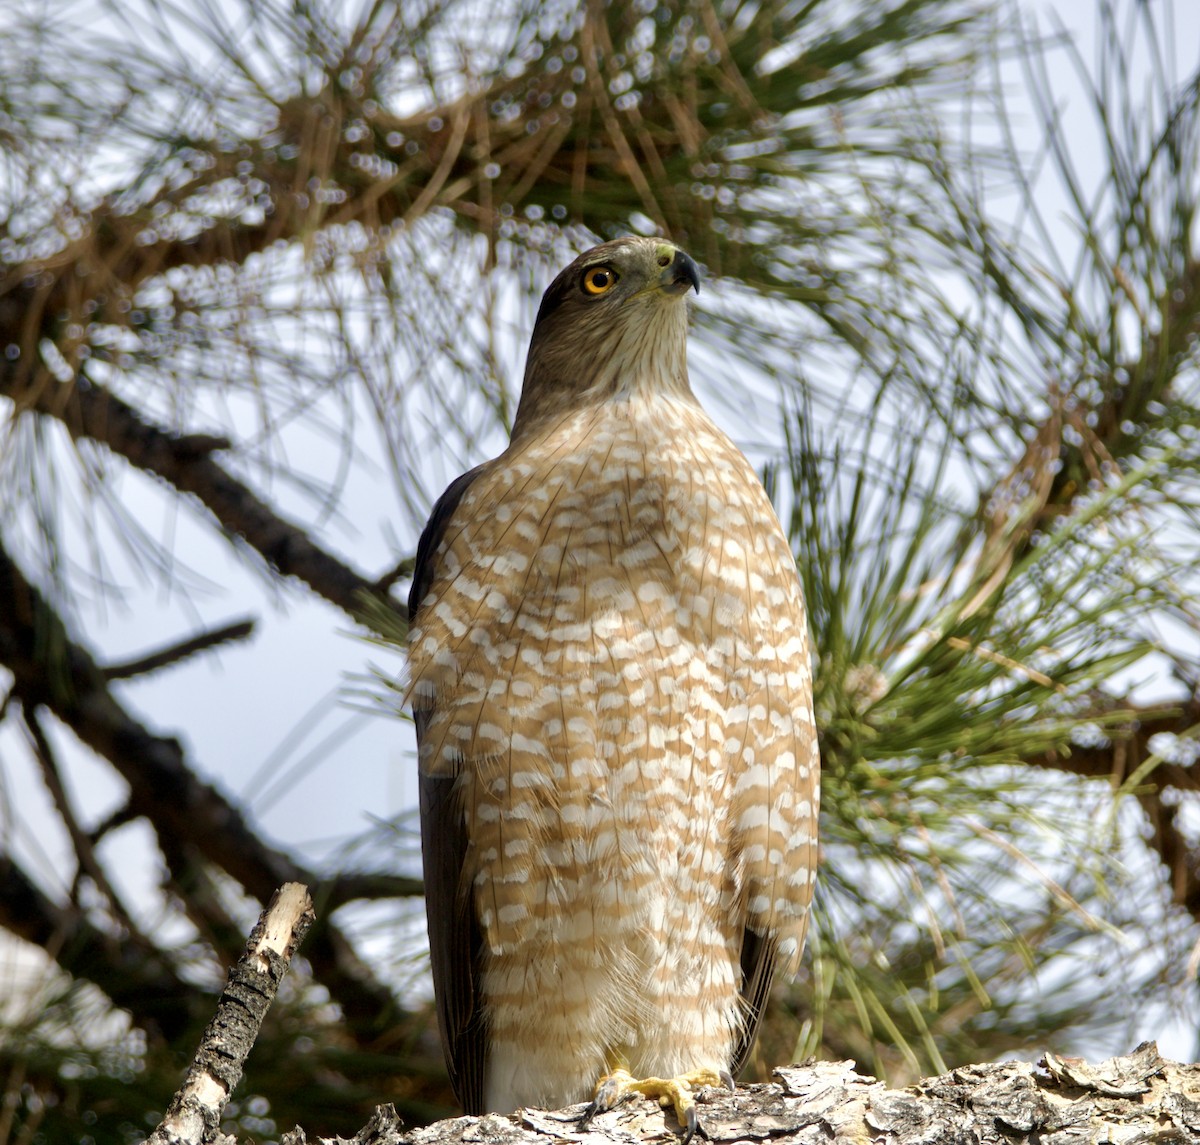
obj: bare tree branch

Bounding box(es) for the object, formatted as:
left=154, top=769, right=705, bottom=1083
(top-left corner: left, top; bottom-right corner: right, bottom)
left=0, top=536, right=404, bottom=1034
left=22, top=706, right=142, bottom=936
left=318, top=872, right=426, bottom=908
left=148, top=883, right=314, bottom=1145
left=0, top=366, right=389, bottom=619
left=103, top=618, right=257, bottom=681
left=0, top=854, right=194, bottom=1042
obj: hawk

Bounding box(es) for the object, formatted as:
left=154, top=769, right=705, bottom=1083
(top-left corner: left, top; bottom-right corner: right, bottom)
left=408, top=237, right=819, bottom=1137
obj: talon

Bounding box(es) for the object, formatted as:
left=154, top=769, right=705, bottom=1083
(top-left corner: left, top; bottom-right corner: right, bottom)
left=576, top=1069, right=632, bottom=1128
left=719, top=1069, right=735, bottom=1093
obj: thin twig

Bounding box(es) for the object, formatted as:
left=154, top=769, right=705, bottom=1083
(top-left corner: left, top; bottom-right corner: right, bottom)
left=102, top=619, right=257, bottom=681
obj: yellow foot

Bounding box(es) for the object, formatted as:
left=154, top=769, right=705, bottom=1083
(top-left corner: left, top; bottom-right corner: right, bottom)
left=577, top=1066, right=734, bottom=1144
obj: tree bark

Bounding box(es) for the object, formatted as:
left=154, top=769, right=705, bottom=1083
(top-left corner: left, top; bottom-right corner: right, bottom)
left=266, top=1043, right=1200, bottom=1145
left=147, top=883, right=314, bottom=1145
left=142, top=885, right=1200, bottom=1145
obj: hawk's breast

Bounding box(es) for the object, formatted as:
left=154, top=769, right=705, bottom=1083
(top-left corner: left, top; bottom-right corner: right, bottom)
left=409, top=392, right=817, bottom=966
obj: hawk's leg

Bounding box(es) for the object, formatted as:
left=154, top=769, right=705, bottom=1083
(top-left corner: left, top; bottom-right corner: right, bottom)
left=576, top=1065, right=734, bottom=1145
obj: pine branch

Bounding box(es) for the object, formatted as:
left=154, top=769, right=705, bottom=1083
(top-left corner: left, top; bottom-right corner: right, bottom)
left=1027, top=697, right=1200, bottom=915
left=102, top=618, right=257, bottom=680
left=0, top=1, right=978, bottom=306
left=0, top=536, right=404, bottom=1035
left=0, top=364, right=388, bottom=620
left=22, top=706, right=143, bottom=938
left=0, top=854, right=194, bottom=1042
left=319, top=872, right=426, bottom=909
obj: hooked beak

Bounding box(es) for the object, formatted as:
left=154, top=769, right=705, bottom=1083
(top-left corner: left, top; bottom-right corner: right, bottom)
left=658, top=247, right=701, bottom=296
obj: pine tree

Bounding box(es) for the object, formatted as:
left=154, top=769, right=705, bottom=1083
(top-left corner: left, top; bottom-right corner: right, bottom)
left=1, top=1, right=1197, bottom=1141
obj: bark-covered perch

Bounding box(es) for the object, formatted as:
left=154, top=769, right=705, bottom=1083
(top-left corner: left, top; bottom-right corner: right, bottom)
left=142, top=892, right=1200, bottom=1145
left=279, top=1043, right=1200, bottom=1145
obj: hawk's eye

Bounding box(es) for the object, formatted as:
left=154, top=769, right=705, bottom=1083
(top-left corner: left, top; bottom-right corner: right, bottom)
left=582, top=266, right=618, bottom=295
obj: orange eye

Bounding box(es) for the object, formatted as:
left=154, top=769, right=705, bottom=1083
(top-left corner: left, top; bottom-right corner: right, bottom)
left=582, top=266, right=618, bottom=295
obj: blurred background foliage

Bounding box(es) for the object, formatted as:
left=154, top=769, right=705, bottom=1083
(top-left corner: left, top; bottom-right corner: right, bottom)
left=2, top=0, right=1200, bottom=1141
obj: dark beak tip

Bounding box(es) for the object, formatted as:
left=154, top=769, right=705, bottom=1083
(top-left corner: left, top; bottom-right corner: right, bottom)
left=658, top=249, right=701, bottom=296
left=674, top=250, right=701, bottom=295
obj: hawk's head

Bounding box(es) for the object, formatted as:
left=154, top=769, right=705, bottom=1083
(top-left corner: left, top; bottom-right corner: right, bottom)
left=513, top=237, right=701, bottom=439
